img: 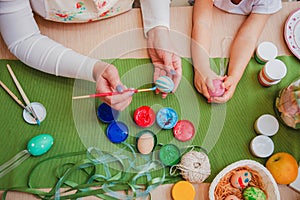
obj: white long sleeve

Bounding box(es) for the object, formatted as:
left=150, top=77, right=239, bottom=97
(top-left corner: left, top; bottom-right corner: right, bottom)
left=0, top=0, right=97, bottom=81
left=140, top=0, right=171, bottom=37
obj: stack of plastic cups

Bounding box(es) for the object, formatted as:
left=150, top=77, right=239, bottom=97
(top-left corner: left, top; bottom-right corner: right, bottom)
left=255, top=42, right=287, bottom=87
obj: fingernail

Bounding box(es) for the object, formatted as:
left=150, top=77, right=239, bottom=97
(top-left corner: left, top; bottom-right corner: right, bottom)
left=116, top=85, right=123, bottom=92
left=129, top=91, right=134, bottom=96
left=170, top=69, right=176, bottom=75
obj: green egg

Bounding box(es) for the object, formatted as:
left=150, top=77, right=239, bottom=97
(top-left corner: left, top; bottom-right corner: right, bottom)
left=27, top=134, right=54, bottom=156
left=243, top=187, right=266, bottom=200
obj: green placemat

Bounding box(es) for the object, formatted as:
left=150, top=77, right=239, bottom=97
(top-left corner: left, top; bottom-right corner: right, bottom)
left=0, top=56, right=299, bottom=189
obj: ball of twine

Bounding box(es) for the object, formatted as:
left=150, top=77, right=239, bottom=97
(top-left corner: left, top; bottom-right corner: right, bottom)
left=171, top=150, right=211, bottom=183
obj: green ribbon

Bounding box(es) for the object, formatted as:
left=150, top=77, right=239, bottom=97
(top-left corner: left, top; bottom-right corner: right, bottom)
left=0, top=150, right=30, bottom=178
left=2, top=142, right=180, bottom=200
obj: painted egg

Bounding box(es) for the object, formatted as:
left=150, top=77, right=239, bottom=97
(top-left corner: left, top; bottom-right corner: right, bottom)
left=155, top=76, right=174, bottom=93
left=27, top=134, right=54, bottom=156
left=208, top=79, right=225, bottom=97
left=243, top=187, right=266, bottom=200
left=224, top=195, right=240, bottom=200
left=136, top=130, right=157, bottom=155
left=230, top=170, right=252, bottom=189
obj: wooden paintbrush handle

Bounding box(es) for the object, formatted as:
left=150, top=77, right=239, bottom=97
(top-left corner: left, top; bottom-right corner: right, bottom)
left=0, top=80, right=26, bottom=109
left=6, top=64, right=31, bottom=106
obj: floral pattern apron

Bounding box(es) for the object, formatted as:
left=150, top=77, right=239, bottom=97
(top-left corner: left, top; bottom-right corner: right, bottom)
left=43, top=0, right=133, bottom=22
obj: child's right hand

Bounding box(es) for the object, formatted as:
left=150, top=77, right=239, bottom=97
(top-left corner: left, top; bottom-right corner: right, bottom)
left=93, top=61, right=133, bottom=111
left=194, top=68, right=224, bottom=101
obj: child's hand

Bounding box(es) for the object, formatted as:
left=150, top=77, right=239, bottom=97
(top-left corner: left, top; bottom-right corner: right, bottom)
left=93, top=61, right=133, bottom=110
left=147, top=26, right=182, bottom=98
left=209, top=76, right=238, bottom=103
left=194, top=68, right=222, bottom=100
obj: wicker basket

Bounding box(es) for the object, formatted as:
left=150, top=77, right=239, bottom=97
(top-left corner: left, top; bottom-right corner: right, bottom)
left=209, top=160, right=280, bottom=200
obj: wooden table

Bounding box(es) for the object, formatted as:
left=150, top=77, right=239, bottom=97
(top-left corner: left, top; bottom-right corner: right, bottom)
left=1, top=2, right=299, bottom=199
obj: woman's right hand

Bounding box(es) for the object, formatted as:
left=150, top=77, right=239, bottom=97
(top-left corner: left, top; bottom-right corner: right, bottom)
left=93, top=61, right=134, bottom=111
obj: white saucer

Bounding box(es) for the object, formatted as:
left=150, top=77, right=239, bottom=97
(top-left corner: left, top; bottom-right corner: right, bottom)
left=23, top=102, right=47, bottom=125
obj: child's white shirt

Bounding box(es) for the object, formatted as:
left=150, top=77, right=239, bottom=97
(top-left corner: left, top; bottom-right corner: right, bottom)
left=213, top=0, right=282, bottom=15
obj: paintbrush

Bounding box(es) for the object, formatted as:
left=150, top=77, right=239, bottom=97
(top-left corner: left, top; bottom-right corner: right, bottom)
left=72, top=86, right=157, bottom=100
left=6, top=64, right=40, bottom=125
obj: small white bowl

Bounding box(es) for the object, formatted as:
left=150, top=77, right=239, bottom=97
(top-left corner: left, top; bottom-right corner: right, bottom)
left=254, top=114, right=279, bottom=136
left=250, top=135, right=274, bottom=158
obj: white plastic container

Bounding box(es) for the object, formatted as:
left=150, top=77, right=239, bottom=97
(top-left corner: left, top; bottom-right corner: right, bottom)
left=255, top=42, right=278, bottom=64
left=258, top=59, right=287, bottom=87
left=254, top=114, right=279, bottom=136
left=250, top=135, right=274, bottom=158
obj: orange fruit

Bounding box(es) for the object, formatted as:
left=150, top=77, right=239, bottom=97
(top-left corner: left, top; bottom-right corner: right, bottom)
left=266, top=152, right=298, bottom=184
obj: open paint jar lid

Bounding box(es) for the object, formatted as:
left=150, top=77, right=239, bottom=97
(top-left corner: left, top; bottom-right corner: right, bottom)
left=171, top=181, right=195, bottom=200
left=159, top=144, right=181, bottom=166
left=23, top=102, right=47, bottom=125
left=156, top=107, right=178, bottom=129
left=133, top=106, right=155, bottom=128
left=106, top=121, right=129, bottom=143
left=97, top=103, right=120, bottom=123
left=173, top=120, right=195, bottom=142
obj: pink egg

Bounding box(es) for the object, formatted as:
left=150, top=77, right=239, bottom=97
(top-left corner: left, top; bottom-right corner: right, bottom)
left=224, top=195, right=240, bottom=200
left=208, top=79, right=225, bottom=97
left=230, top=170, right=252, bottom=189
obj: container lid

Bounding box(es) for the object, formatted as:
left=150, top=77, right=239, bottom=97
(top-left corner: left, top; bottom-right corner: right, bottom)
left=255, top=114, right=279, bottom=136
left=250, top=135, right=274, bottom=158
left=106, top=121, right=129, bottom=143
left=156, top=107, right=178, bottom=129
left=173, top=120, right=195, bottom=142
left=159, top=144, right=181, bottom=166
left=265, top=59, right=287, bottom=80
left=171, top=181, right=195, bottom=200
left=23, top=102, right=47, bottom=125
left=256, top=42, right=278, bottom=61
left=133, top=106, right=156, bottom=127
left=97, top=103, right=119, bottom=123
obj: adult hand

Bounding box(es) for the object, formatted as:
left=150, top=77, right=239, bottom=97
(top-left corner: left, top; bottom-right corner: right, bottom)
left=147, top=26, right=182, bottom=98
left=93, top=61, right=133, bottom=110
